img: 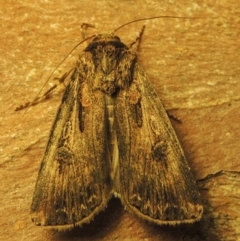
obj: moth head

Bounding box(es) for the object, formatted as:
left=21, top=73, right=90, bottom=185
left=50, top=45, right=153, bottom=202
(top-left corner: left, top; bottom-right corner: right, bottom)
left=85, top=34, right=126, bottom=51
left=92, top=34, right=121, bottom=43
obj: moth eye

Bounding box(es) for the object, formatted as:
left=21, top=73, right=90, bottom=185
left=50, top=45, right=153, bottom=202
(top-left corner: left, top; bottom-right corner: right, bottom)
left=96, top=45, right=103, bottom=52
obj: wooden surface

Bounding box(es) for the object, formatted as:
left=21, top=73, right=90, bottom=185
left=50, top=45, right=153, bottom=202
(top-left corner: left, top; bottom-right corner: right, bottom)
left=1, top=0, right=240, bottom=240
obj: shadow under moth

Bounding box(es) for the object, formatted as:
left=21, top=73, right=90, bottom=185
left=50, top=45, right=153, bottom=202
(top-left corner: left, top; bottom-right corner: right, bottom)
left=28, top=17, right=203, bottom=230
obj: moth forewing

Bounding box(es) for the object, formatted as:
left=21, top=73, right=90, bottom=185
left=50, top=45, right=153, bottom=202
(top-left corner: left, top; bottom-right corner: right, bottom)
left=115, top=63, right=203, bottom=225
left=30, top=23, right=203, bottom=230
left=31, top=57, right=112, bottom=230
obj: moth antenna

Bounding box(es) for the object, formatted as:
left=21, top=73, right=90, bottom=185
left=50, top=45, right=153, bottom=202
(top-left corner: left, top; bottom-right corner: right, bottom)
left=113, top=15, right=205, bottom=34
left=28, top=34, right=96, bottom=107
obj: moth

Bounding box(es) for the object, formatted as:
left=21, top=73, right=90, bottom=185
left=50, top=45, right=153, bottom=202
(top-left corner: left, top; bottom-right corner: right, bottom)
left=29, top=17, right=203, bottom=230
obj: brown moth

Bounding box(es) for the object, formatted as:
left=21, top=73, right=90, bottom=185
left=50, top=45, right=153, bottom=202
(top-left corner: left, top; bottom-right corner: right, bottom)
left=29, top=17, right=203, bottom=230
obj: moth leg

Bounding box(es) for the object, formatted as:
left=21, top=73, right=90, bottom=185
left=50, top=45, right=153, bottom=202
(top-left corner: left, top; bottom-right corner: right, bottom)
left=16, top=24, right=95, bottom=112
left=166, top=110, right=182, bottom=124
left=81, top=23, right=95, bottom=44
left=129, top=25, right=146, bottom=51
left=15, top=68, right=74, bottom=111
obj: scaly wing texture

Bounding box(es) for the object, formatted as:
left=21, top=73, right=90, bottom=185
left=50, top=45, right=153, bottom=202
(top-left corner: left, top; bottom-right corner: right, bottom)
left=31, top=55, right=111, bottom=230
left=116, top=63, right=203, bottom=225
